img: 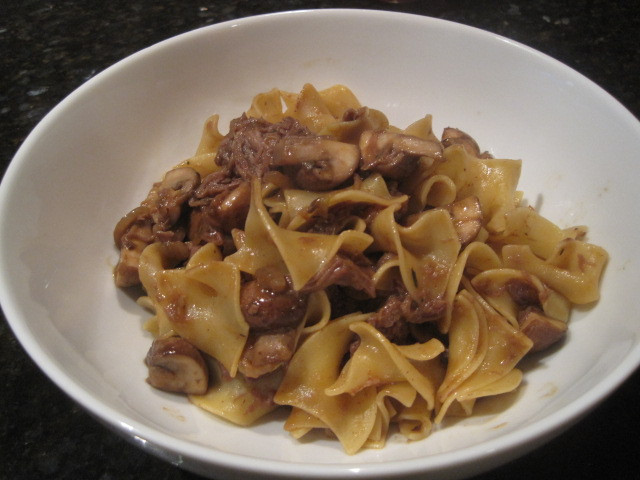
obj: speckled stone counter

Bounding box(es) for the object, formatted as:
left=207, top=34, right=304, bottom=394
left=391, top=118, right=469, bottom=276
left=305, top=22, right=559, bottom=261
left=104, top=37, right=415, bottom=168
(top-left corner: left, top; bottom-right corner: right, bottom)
left=1, top=1, right=639, bottom=479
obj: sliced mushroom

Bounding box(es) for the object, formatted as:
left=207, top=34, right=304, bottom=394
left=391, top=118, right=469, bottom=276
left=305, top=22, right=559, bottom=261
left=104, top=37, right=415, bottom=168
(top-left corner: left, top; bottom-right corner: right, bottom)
left=359, top=130, right=443, bottom=180
left=113, top=206, right=154, bottom=288
left=113, top=205, right=151, bottom=249
left=162, top=166, right=200, bottom=192
left=442, top=196, right=483, bottom=246
left=273, top=136, right=359, bottom=191
left=145, top=336, right=209, bottom=394
left=367, top=293, right=412, bottom=344
left=518, top=307, right=567, bottom=353
left=441, top=127, right=492, bottom=159
left=238, top=329, right=297, bottom=379
left=215, top=180, right=251, bottom=230
left=114, top=243, right=147, bottom=288
left=146, top=166, right=200, bottom=228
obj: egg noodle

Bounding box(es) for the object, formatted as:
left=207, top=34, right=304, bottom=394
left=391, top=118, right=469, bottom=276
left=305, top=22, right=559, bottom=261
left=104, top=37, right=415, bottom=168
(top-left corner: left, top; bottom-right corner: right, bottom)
left=113, top=84, right=608, bottom=454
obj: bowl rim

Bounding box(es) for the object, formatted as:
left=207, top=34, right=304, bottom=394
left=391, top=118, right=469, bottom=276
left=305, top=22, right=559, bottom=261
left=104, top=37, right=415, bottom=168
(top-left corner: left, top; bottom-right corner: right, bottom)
left=2, top=8, right=640, bottom=479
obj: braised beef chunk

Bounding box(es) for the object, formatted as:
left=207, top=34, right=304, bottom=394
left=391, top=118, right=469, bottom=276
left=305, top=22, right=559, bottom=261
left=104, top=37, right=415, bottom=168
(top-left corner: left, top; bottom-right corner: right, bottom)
left=518, top=307, right=567, bottom=352
left=366, top=286, right=446, bottom=344
left=367, top=294, right=413, bottom=344
left=240, top=268, right=308, bottom=331
left=188, top=171, right=251, bottom=246
left=505, top=278, right=541, bottom=308
left=301, top=253, right=376, bottom=297
left=215, top=114, right=314, bottom=180
left=300, top=200, right=382, bottom=235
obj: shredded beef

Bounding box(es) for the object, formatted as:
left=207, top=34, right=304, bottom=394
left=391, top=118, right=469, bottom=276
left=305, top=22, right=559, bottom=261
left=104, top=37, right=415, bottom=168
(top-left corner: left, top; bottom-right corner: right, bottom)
left=215, top=114, right=314, bottom=180
left=188, top=171, right=251, bottom=246
left=301, top=200, right=383, bottom=235
left=367, top=289, right=446, bottom=344
left=301, top=253, right=376, bottom=297
left=367, top=294, right=413, bottom=344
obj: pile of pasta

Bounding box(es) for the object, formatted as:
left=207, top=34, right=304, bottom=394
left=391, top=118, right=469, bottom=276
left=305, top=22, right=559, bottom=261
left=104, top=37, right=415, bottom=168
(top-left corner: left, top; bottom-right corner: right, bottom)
left=119, top=84, right=608, bottom=454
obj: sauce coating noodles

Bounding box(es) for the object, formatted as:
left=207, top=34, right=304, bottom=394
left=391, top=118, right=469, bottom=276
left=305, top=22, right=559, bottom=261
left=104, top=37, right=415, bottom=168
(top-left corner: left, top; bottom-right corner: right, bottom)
left=113, top=84, right=608, bottom=454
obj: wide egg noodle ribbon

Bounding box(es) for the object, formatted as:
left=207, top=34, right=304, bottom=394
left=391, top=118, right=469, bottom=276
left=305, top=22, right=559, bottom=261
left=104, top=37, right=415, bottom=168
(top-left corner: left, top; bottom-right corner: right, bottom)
left=396, top=395, right=433, bottom=442
left=436, top=290, right=532, bottom=422
left=283, top=407, right=328, bottom=440
left=281, top=83, right=345, bottom=133
left=274, top=313, right=379, bottom=455
left=324, top=106, right=389, bottom=143
left=471, top=268, right=571, bottom=326
left=137, top=242, right=187, bottom=339
left=432, top=145, right=522, bottom=233
left=502, top=239, right=608, bottom=304
left=325, top=322, right=445, bottom=410
left=300, top=289, right=332, bottom=335
left=225, top=181, right=287, bottom=277
left=174, top=114, right=225, bottom=177
left=372, top=254, right=401, bottom=293
left=488, top=206, right=580, bottom=260
left=152, top=243, right=249, bottom=377
left=314, top=84, right=363, bottom=119
left=364, top=383, right=417, bottom=449
left=440, top=241, right=503, bottom=333
left=370, top=205, right=461, bottom=302
left=436, top=290, right=488, bottom=417
left=246, top=88, right=287, bottom=123
left=284, top=173, right=408, bottom=231
left=228, top=180, right=374, bottom=290
left=189, top=359, right=284, bottom=426
left=406, top=174, right=458, bottom=215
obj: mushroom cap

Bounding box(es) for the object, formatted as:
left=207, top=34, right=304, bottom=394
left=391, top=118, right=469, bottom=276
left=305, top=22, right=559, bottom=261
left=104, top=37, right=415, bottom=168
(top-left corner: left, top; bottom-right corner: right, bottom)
left=145, top=336, right=209, bottom=395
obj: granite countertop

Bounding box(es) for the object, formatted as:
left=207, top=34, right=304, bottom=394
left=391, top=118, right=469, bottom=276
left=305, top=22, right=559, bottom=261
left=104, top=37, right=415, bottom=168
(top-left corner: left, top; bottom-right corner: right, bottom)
left=1, top=1, right=638, bottom=479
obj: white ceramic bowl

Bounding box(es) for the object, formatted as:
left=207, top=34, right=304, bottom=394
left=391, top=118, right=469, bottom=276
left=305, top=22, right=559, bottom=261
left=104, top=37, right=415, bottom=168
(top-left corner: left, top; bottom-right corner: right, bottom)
left=1, top=9, right=639, bottom=480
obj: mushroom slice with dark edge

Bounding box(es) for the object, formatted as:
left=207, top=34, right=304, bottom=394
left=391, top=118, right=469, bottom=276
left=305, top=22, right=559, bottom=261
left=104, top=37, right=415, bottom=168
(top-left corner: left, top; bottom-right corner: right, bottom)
left=359, top=130, right=443, bottom=180
left=147, top=166, right=200, bottom=229
left=442, top=196, right=483, bottom=246
left=441, top=127, right=493, bottom=159
left=273, top=136, right=360, bottom=191
left=518, top=307, right=568, bottom=353
left=145, top=336, right=209, bottom=394
left=300, top=253, right=376, bottom=297
left=238, top=329, right=298, bottom=379
left=113, top=167, right=200, bottom=288
left=113, top=205, right=154, bottom=288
